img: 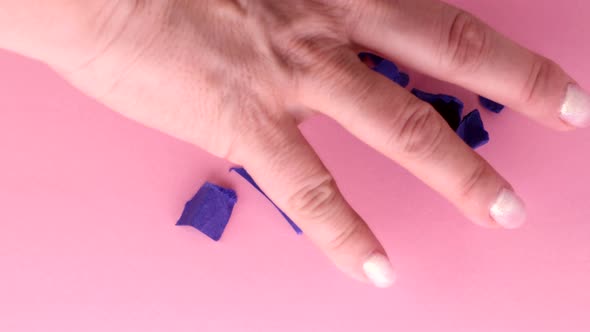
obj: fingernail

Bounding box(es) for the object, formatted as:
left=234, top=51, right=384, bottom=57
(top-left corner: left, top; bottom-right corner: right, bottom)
left=560, top=84, right=590, bottom=128
left=490, top=188, right=526, bottom=229
left=363, top=252, right=396, bottom=288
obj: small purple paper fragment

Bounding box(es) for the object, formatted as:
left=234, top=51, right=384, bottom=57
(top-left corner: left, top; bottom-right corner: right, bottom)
left=176, top=182, right=238, bottom=241
left=395, top=72, right=410, bottom=88
left=359, top=53, right=410, bottom=88
left=457, top=110, right=490, bottom=149
left=360, top=55, right=492, bottom=149
left=478, top=96, right=505, bottom=113
left=231, top=167, right=303, bottom=235
left=411, top=89, right=464, bottom=130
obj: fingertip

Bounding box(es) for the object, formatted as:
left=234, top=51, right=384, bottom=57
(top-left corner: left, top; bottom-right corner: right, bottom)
left=559, top=84, right=590, bottom=129
left=362, top=252, right=397, bottom=288
left=489, top=188, right=527, bottom=229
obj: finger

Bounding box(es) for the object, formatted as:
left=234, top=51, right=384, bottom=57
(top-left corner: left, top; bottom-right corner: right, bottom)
left=346, top=0, right=590, bottom=129
left=300, top=52, right=526, bottom=229
left=231, top=116, right=396, bottom=288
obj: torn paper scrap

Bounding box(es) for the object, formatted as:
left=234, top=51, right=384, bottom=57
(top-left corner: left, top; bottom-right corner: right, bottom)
left=457, top=110, right=490, bottom=149
left=373, top=58, right=410, bottom=88
left=359, top=53, right=410, bottom=87
left=478, top=96, right=505, bottom=113
left=412, top=89, right=464, bottom=130
left=231, top=167, right=303, bottom=234
left=396, top=72, right=410, bottom=88
left=176, top=182, right=238, bottom=241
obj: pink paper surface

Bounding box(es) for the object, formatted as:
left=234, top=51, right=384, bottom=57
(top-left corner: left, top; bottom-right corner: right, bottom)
left=1, top=1, right=589, bottom=331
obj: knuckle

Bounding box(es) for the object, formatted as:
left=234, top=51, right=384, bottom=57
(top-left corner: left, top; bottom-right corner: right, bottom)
left=224, top=106, right=286, bottom=163
left=458, top=159, right=490, bottom=199
left=325, top=218, right=363, bottom=252
left=286, top=175, right=340, bottom=221
left=522, top=57, right=560, bottom=104
left=444, top=11, right=491, bottom=73
left=326, top=63, right=378, bottom=104
left=277, top=35, right=336, bottom=68
left=314, top=47, right=359, bottom=82
left=278, top=36, right=354, bottom=82
left=266, top=5, right=349, bottom=71
left=346, top=0, right=402, bottom=37
left=392, top=103, right=446, bottom=160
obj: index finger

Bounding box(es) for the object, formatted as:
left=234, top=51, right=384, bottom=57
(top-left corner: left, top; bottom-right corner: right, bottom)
left=347, top=0, right=590, bottom=129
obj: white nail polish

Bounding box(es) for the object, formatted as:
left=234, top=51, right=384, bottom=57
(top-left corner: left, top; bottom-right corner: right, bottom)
left=560, top=84, right=590, bottom=128
left=490, top=189, right=526, bottom=229
left=363, top=253, right=396, bottom=288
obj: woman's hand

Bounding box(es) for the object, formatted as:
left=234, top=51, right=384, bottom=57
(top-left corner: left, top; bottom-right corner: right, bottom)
left=6, top=0, right=589, bottom=287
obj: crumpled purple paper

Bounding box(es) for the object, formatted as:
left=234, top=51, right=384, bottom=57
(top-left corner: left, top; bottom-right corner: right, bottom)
left=231, top=167, right=303, bottom=234
left=359, top=53, right=410, bottom=88
left=395, top=72, right=410, bottom=88
left=457, top=110, right=490, bottom=149
left=478, top=96, right=505, bottom=113
left=411, top=88, right=464, bottom=130
left=176, top=182, right=238, bottom=241
left=410, top=89, right=490, bottom=149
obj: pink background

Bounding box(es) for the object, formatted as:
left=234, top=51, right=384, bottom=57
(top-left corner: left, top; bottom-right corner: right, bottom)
left=1, top=0, right=589, bottom=331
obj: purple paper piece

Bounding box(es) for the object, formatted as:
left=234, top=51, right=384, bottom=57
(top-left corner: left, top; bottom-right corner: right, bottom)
left=176, top=182, right=237, bottom=241
left=478, top=96, right=505, bottom=113
left=230, top=167, right=303, bottom=235
left=411, top=89, right=464, bottom=130
left=374, top=59, right=400, bottom=80
left=373, top=59, right=410, bottom=87
left=397, top=72, right=410, bottom=88
left=456, top=110, right=490, bottom=149
left=359, top=53, right=410, bottom=87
